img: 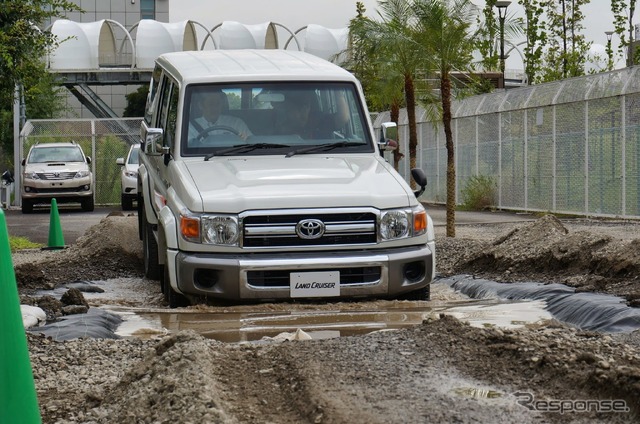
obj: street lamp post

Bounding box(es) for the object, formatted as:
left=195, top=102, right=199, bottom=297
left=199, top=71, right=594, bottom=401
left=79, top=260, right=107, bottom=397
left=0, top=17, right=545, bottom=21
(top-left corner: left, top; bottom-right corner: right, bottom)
left=495, top=1, right=511, bottom=87
left=605, top=31, right=614, bottom=71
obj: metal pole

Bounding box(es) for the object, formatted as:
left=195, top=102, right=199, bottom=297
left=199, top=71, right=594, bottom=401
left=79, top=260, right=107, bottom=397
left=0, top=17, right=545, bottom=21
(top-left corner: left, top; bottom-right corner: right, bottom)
left=605, top=31, right=614, bottom=71
left=495, top=2, right=511, bottom=87
left=13, top=85, right=21, bottom=208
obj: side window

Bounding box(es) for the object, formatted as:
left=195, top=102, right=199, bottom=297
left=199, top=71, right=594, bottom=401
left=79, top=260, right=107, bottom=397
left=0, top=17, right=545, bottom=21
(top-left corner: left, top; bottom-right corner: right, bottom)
left=144, top=66, right=162, bottom=125
left=166, top=84, right=179, bottom=153
left=156, top=77, right=172, bottom=151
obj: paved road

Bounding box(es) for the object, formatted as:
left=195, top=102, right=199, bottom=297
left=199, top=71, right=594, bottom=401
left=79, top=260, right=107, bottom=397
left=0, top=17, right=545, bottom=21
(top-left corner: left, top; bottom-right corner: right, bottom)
left=2, top=205, right=124, bottom=246
left=1, top=203, right=535, bottom=246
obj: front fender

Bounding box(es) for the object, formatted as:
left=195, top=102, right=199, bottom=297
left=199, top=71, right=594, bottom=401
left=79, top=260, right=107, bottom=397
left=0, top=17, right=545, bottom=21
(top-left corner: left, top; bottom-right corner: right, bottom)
left=138, top=164, right=157, bottom=226
left=159, top=204, right=178, bottom=251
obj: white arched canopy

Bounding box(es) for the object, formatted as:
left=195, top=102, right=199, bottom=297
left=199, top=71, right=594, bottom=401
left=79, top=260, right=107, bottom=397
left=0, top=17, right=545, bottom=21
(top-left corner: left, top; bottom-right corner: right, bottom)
left=49, top=19, right=117, bottom=70
left=303, top=24, right=349, bottom=63
left=217, top=21, right=278, bottom=49
left=135, top=20, right=198, bottom=69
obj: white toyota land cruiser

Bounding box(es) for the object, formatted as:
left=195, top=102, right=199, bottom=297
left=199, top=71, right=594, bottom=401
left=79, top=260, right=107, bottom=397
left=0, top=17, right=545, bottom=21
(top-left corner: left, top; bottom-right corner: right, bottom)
left=138, top=50, right=435, bottom=307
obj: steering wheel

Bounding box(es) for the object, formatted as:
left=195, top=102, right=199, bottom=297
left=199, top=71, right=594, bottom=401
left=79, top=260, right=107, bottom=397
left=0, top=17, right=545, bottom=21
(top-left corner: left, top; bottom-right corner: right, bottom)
left=196, top=125, right=241, bottom=140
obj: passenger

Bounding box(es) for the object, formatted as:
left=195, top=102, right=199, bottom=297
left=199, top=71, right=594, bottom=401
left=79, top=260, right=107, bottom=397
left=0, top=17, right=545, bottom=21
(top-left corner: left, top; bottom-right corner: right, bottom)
left=189, top=90, right=252, bottom=140
left=274, top=91, right=350, bottom=139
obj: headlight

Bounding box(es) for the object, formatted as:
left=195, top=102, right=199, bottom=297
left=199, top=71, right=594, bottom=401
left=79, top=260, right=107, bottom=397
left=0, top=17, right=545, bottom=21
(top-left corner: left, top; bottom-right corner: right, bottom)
left=24, top=172, right=39, bottom=180
left=380, top=210, right=410, bottom=239
left=74, top=170, right=90, bottom=178
left=380, top=205, right=427, bottom=241
left=180, top=214, right=240, bottom=246
left=202, top=216, right=239, bottom=245
left=124, top=171, right=137, bottom=178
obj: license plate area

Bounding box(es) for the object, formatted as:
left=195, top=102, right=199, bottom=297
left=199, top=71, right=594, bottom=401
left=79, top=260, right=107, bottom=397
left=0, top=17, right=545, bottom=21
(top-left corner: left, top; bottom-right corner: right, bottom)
left=290, top=271, right=340, bottom=298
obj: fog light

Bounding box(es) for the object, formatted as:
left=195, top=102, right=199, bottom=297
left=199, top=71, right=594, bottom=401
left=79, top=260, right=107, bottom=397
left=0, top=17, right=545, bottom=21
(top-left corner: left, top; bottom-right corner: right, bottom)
left=194, top=269, right=219, bottom=289
left=404, top=261, right=425, bottom=282
left=24, top=187, right=31, bottom=192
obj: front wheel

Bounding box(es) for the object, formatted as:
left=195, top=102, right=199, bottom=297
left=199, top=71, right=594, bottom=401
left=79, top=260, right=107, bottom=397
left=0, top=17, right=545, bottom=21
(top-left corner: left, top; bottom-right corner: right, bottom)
left=21, top=199, right=33, bottom=214
left=163, top=252, right=189, bottom=308
left=81, top=196, right=94, bottom=212
left=121, top=193, right=133, bottom=211
left=399, top=284, right=431, bottom=301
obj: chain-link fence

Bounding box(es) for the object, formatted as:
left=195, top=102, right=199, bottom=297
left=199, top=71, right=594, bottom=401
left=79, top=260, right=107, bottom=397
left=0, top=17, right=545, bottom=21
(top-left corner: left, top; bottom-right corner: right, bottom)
left=375, top=66, right=640, bottom=219
left=18, top=118, right=142, bottom=207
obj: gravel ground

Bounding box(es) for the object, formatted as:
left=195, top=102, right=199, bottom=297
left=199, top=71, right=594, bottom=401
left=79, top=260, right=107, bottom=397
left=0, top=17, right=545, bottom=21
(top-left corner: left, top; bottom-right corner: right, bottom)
left=11, top=212, right=640, bottom=423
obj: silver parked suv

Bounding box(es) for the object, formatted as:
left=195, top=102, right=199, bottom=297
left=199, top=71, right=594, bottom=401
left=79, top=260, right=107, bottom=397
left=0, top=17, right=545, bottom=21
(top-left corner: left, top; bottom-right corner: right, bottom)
left=21, top=141, right=94, bottom=213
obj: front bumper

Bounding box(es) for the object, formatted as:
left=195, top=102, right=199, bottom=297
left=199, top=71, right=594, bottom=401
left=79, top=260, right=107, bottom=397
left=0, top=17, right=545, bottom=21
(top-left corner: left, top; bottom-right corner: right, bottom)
left=121, top=174, right=137, bottom=197
left=171, top=243, right=435, bottom=300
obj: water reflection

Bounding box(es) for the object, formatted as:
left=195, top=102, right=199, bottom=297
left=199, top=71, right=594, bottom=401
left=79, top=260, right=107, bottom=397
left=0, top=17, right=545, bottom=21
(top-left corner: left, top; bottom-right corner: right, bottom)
left=107, top=283, right=553, bottom=342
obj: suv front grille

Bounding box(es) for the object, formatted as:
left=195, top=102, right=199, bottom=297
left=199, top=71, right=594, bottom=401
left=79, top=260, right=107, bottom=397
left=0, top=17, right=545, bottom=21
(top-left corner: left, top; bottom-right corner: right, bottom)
left=37, top=172, right=77, bottom=180
left=243, top=212, right=377, bottom=247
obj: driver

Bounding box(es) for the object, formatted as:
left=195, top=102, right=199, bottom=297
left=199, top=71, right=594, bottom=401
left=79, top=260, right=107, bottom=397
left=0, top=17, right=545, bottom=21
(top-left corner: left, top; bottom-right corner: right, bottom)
left=189, top=90, right=252, bottom=140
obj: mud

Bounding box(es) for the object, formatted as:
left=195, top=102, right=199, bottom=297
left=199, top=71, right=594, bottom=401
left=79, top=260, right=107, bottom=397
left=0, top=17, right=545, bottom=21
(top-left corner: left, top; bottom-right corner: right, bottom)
left=13, top=212, right=640, bottom=423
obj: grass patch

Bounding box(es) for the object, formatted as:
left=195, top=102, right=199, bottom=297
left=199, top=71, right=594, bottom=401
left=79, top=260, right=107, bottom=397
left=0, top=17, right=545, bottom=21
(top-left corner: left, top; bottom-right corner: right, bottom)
left=9, top=236, right=43, bottom=252
left=461, top=175, right=497, bottom=211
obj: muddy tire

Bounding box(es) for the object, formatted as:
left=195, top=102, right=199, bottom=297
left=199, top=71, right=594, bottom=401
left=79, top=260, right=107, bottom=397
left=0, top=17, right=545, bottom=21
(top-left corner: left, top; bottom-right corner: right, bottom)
left=163, top=253, right=189, bottom=308
left=400, top=284, right=430, bottom=301
left=142, top=206, right=161, bottom=280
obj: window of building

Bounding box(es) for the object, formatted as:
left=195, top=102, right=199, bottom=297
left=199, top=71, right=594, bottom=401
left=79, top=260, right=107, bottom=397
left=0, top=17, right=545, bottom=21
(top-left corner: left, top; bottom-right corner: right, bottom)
left=140, top=0, right=155, bottom=19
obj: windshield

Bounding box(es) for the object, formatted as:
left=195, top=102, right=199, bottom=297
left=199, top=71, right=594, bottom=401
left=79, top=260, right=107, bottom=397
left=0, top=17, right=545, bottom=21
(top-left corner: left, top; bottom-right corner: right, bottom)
left=181, top=82, right=373, bottom=157
left=128, top=146, right=140, bottom=165
left=28, top=146, right=84, bottom=163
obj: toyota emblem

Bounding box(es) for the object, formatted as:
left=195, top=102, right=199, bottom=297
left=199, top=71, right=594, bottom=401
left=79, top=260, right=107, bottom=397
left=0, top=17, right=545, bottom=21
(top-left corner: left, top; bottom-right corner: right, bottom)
left=296, top=219, right=325, bottom=239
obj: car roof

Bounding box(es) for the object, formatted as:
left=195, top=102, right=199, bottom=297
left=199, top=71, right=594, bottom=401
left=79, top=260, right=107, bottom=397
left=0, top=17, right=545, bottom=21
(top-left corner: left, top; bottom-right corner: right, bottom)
left=31, top=142, right=82, bottom=149
left=156, top=50, right=357, bottom=85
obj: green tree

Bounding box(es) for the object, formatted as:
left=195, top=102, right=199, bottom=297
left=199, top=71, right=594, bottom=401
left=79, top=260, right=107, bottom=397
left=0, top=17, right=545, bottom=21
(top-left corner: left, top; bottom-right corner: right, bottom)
left=611, top=0, right=637, bottom=66
left=348, top=0, right=424, bottom=178
left=347, top=2, right=406, bottom=169
left=413, top=0, right=478, bottom=238
left=538, top=0, right=591, bottom=82
left=0, top=0, right=79, bottom=168
left=123, top=85, right=149, bottom=118
left=477, top=0, right=525, bottom=74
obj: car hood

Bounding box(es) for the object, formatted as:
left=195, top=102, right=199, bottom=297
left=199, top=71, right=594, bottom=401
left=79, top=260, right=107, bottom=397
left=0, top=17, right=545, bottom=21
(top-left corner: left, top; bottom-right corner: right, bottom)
left=178, top=156, right=415, bottom=213
left=24, top=162, right=88, bottom=173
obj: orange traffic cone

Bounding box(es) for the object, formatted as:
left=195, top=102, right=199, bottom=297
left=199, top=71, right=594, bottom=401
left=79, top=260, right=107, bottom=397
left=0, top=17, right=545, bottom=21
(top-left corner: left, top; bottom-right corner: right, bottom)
left=0, top=208, right=42, bottom=423
left=46, top=198, right=65, bottom=250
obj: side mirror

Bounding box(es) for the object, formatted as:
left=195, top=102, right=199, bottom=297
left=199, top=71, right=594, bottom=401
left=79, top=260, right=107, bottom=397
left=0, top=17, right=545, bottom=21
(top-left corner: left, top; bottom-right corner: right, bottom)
left=116, top=157, right=125, bottom=166
left=1, top=170, right=14, bottom=185
left=411, top=168, right=427, bottom=198
left=378, top=122, right=398, bottom=152
left=86, top=156, right=92, bottom=165
left=141, top=121, right=164, bottom=156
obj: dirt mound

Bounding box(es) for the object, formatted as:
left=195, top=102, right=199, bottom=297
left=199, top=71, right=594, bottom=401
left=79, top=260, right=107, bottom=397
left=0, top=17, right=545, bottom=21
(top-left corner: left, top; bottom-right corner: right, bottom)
left=455, top=215, right=640, bottom=304
left=15, top=215, right=143, bottom=290
left=84, top=331, right=234, bottom=423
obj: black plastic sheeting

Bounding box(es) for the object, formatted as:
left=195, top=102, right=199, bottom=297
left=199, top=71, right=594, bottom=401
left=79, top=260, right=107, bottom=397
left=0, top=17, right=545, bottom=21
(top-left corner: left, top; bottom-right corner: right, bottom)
left=439, top=275, right=640, bottom=333
left=29, top=308, right=122, bottom=341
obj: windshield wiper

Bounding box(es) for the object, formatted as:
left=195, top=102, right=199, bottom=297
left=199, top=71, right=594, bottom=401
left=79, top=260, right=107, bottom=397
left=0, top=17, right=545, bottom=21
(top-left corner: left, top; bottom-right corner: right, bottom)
left=205, top=143, right=290, bottom=160
left=285, top=141, right=366, bottom=158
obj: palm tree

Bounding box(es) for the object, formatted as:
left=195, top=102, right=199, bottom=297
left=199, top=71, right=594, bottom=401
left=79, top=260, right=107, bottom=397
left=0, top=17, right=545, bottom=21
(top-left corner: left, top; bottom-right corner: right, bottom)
left=412, top=0, right=478, bottom=237
left=348, top=0, right=424, bottom=178
left=347, top=3, right=406, bottom=169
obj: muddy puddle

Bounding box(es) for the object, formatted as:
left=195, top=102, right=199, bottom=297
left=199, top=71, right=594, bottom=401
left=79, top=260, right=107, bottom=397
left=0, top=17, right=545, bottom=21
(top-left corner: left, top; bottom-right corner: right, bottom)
left=80, top=281, right=553, bottom=343
left=32, top=279, right=554, bottom=342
